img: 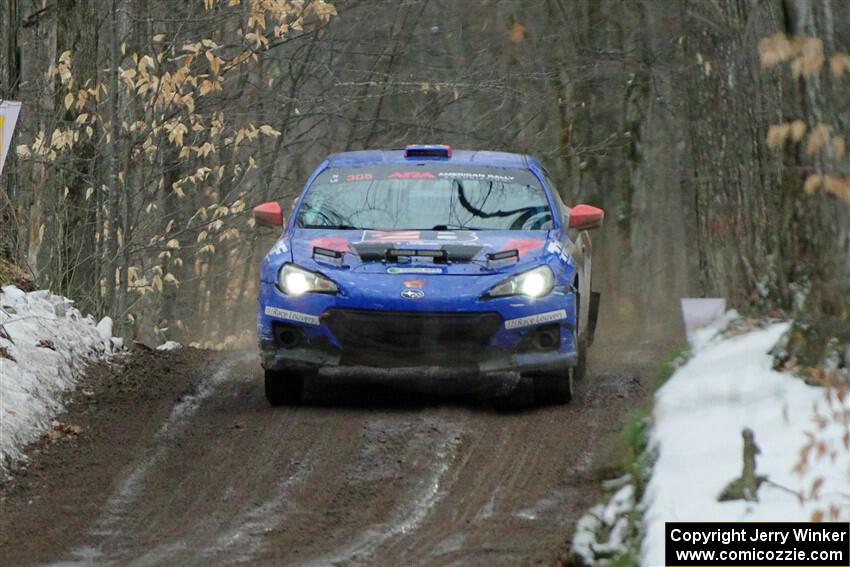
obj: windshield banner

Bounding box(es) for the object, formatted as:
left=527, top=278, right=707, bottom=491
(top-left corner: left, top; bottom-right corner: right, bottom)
left=321, top=165, right=539, bottom=186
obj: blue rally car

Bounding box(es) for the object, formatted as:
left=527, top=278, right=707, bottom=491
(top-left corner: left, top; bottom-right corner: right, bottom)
left=253, top=145, right=603, bottom=406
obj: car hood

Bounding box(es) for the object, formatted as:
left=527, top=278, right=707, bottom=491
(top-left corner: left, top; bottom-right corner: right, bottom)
left=288, top=228, right=553, bottom=276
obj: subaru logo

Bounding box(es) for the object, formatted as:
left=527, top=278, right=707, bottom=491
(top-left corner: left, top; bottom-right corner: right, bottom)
left=401, top=289, right=425, bottom=299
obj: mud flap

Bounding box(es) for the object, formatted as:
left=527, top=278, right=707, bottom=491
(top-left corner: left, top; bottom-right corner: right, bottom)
left=587, top=291, right=600, bottom=347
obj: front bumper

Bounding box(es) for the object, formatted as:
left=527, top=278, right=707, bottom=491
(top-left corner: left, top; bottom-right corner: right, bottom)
left=257, top=281, right=578, bottom=375
left=259, top=342, right=577, bottom=374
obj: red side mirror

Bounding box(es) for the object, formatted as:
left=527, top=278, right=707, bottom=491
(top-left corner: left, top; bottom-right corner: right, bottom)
left=568, top=204, right=604, bottom=230
left=253, top=202, right=284, bottom=227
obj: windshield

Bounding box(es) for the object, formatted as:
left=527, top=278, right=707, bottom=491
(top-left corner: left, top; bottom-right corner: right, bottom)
left=295, top=165, right=553, bottom=231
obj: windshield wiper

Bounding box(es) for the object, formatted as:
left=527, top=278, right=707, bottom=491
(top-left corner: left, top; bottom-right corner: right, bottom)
left=431, top=224, right=483, bottom=231
left=301, top=223, right=360, bottom=230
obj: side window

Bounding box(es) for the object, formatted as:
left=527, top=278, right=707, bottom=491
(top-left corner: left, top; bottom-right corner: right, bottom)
left=543, top=172, right=568, bottom=222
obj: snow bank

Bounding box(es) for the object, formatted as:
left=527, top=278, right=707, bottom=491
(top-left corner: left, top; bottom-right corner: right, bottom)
left=0, top=286, right=118, bottom=472
left=642, top=317, right=850, bottom=566
left=573, top=481, right=636, bottom=564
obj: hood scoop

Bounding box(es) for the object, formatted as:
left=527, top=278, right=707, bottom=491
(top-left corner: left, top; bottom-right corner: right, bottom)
left=351, top=242, right=484, bottom=263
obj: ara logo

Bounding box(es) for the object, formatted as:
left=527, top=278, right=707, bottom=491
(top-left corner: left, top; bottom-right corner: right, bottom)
left=400, top=289, right=425, bottom=299
left=387, top=171, right=436, bottom=179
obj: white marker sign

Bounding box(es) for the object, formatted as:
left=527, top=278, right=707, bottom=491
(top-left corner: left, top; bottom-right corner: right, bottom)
left=680, top=298, right=726, bottom=341
left=0, top=100, right=22, bottom=175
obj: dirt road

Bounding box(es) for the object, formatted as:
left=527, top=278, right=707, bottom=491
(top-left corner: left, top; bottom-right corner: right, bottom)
left=0, top=338, right=658, bottom=566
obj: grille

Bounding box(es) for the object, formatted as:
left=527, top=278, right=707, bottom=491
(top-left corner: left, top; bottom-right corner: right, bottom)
left=322, top=309, right=501, bottom=364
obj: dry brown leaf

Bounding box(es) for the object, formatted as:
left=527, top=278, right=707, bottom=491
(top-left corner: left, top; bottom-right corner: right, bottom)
left=803, top=174, right=823, bottom=194
left=0, top=346, right=16, bottom=362
left=809, top=477, right=824, bottom=499
left=789, top=120, right=806, bottom=142
left=823, top=176, right=850, bottom=203
left=792, top=37, right=825, bottom=78
left=41, top=423, right=83, bottom=443
left=509, top=22, right=525, bottom=44
left=767, top=123, right=790, bottom=148
left=758, top=33, right=793, bottom=67
left=805, top=123, right=831, bottom=155
left=830, top=52, right=850, bottom=78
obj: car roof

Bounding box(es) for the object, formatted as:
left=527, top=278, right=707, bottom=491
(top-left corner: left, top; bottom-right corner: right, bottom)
left=326, top=149, right=536, bottom=170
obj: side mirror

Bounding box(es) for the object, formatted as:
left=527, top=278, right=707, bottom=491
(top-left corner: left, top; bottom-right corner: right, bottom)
left=567, top=204, right=604, bottom=230
left=253, top=201, right=284, bottom=227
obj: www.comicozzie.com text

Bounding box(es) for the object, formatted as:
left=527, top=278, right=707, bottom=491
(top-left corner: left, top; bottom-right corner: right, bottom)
left=670, top=526, right=848, bottom=546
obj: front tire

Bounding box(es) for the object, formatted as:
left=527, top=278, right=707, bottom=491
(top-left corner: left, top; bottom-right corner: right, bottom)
left=532, top=368, right=574, bottom=405
left=264, top=368, right=305, bottom=406
left=573, top=337, right=588, bottom=382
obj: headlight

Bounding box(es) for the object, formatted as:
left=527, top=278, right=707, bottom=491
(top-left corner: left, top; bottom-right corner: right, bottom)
left=278, top=264, right=338, bottom=295
left=486, top=265, right=555, bottom=298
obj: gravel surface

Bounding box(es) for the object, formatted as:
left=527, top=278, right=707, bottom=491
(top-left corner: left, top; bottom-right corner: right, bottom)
left=0, top=338, right=660, bottom=566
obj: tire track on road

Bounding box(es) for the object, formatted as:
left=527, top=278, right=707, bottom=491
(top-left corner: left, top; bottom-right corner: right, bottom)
left=295, top=417, right=464, bottom=567
left=48, top=354, right=251, bottom=566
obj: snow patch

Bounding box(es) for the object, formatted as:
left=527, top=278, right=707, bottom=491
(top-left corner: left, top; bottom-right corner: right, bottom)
left=156, top=340, right=182, bottom=351
left=573, top=483, right=636, bottom=565
left=642, top=319, right=850, bottom=566
left=96, top=317, right=113, bottom=342
left=0, top=286, right=119, bottom=472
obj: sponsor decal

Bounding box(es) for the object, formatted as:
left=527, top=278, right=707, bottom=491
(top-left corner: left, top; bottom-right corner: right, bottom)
left=386, top=267, right=443, bottom=274
left=504, top=309, right=567, bottom=330
left=310, top=236, right=350, bottom=252
left=499, top=238, right=543, bottom=258
left=270, top=239, right=289, bottom=254
left=400, top=289, right=425, bottom=299
left=387, top=171, right=436, bottom=179
left=264, top=306, right=320, bottom=326
left=362, top=230, right=478, bottom=244
left=403, top=279, right=424, bottom=289
left=329, top=173, right=340, bottom=183
left=363, top=230, right=421, bottom=242
left=437, top=171, right=516, bottom=182
left=546, top=240, right=572, bottom=262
